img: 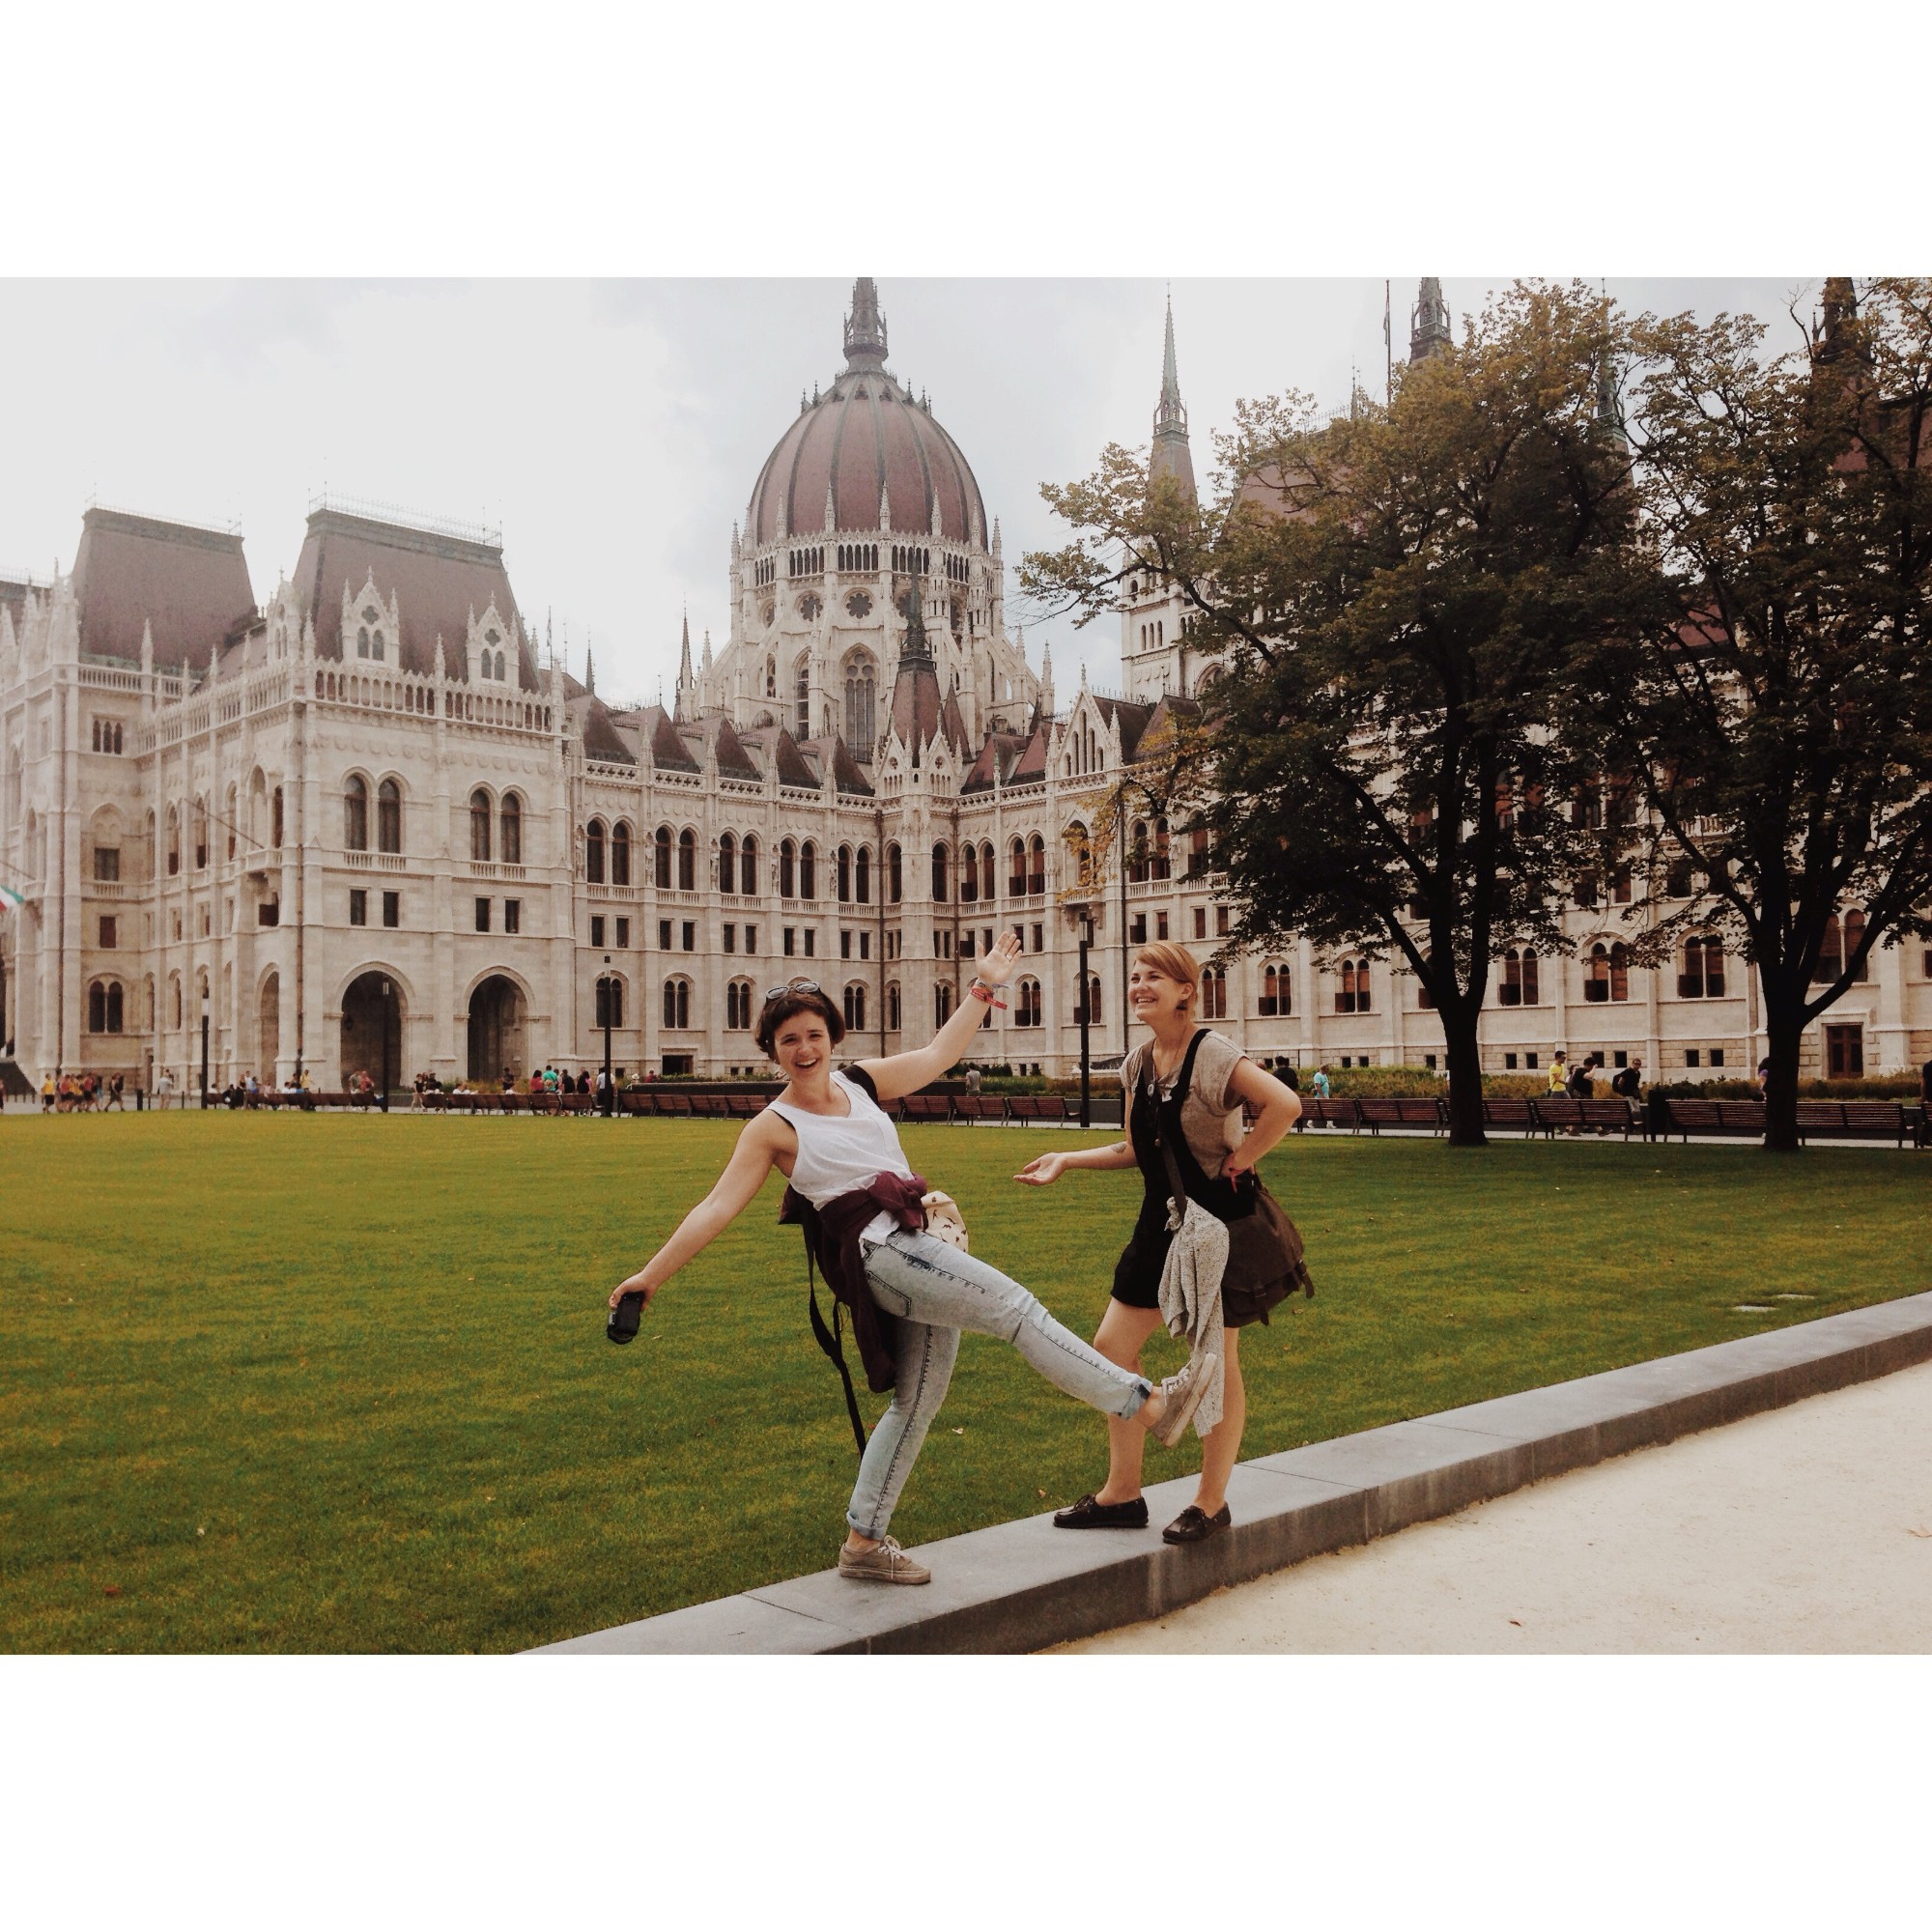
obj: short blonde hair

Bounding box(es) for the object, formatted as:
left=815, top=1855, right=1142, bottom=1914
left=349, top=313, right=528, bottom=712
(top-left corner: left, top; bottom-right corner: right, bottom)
left=1132, top=941, right=1203, bottom=1010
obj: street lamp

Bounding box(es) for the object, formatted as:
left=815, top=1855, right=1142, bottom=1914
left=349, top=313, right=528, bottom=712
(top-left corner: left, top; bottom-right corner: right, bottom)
left=199, top=991, right=211, bottom=1109
left=379, top=977, right=392, bottom=1114
left=1075, top=907, right=1094, bottom=1129
left=601, top=952, right=614, bottom=1117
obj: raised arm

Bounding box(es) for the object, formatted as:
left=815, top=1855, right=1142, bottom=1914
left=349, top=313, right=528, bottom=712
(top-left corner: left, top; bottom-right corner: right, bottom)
left=607, top=1111, right=785, bottom=1308
left=859, top=929, right=1023, bottom=1104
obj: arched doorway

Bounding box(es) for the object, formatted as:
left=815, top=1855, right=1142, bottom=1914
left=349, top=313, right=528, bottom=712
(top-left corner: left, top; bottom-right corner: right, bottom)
left=467, top=975, right=527, bottom=1085
left=340, top=972, right=404, bottom=1094
left=258, top=972, right=280, bottom=1080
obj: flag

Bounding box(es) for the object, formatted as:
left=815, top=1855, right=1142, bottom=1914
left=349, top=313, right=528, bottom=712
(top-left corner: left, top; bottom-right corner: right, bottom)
left=0, top=882, right=26, bottom=911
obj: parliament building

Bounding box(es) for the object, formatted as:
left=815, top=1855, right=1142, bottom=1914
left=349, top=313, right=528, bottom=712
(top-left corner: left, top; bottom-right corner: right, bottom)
left=2, top=279, right=1925, bottom=1094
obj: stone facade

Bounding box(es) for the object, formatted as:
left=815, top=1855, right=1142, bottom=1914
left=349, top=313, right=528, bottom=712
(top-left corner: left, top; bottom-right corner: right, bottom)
left=2, top=279, right=1926, bottom=1094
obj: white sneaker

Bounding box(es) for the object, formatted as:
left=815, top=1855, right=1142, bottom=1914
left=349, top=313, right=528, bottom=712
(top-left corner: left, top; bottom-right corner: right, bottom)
left=1149, top=1352, right=1220, bottom=1448
left=837, top=1535, right=931, bottom=1585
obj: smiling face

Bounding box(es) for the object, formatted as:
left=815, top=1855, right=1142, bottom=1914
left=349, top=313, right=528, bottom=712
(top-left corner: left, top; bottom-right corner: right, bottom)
left=772, top=1009, right=836, bottom=1082
left=1129, top=956, right=1195, bottom=1029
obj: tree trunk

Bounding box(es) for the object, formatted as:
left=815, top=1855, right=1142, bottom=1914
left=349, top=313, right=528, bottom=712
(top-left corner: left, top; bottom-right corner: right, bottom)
left=1759, top=979, right=1806, bottom=1153
left=1443, top=1006, right=1488, bottom=1148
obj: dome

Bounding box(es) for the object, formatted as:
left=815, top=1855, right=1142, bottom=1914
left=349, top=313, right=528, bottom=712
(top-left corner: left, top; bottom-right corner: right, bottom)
left=744, top=278, right=988, bottom=551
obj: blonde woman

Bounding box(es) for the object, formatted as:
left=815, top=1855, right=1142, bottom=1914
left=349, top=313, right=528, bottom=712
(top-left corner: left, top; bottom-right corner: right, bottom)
left=1016, top=942, right=1301, bottom=1544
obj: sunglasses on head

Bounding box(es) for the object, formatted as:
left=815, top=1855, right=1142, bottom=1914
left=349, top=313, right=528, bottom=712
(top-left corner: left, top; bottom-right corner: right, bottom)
left=761, top=979, right=822, bottom=1004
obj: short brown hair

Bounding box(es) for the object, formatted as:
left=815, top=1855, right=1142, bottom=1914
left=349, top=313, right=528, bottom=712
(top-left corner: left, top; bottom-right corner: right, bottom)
left=755, top=986, right=846, bottom=1059
left=1132, top=941, right=1203, bottom=1011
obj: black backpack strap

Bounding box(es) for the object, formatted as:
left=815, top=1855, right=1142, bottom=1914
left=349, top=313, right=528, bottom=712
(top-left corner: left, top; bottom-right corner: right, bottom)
left=806, top=1241, right=869, bottom=1458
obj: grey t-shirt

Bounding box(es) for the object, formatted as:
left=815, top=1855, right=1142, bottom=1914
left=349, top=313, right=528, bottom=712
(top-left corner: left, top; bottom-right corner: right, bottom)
left=1122, top=1031, right=1250, bottom=1182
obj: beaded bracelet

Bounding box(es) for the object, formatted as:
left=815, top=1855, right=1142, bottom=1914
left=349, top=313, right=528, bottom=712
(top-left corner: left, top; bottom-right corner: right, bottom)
left=968, top=978, right=1009, bottom=1009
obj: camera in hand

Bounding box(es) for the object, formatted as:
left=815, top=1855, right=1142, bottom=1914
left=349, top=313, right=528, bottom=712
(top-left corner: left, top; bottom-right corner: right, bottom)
left=608, top=1291, right=645, bottom=1345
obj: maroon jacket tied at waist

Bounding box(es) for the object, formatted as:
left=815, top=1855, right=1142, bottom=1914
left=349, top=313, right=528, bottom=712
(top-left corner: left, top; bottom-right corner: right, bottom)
left=780, top=1171, right=928, bottom=1393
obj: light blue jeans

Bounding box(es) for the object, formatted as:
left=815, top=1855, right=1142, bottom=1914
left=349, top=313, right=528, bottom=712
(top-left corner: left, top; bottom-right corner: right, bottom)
left=847, top=1229, right=1152, bottom=1540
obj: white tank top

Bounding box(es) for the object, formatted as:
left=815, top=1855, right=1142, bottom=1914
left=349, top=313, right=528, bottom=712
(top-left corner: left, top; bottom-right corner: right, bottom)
left=768, top=1071, right=913, bottom=1242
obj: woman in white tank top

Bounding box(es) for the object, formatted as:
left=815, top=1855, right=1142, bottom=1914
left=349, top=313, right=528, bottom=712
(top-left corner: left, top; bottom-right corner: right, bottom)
left=607, top=932, right=1215, bottom=1586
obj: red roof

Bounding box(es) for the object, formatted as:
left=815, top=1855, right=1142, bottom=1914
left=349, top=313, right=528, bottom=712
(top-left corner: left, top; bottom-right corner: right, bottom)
left=746, top=369, right=986, bottom=550
left=292, top=508, right=532, bottom=689
left=71, top=508, right=257, bottom=668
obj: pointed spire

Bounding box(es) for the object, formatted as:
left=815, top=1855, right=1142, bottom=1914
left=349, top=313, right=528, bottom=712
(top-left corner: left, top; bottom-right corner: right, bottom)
left=900, top=572, right=932, bottom=663
left=1409, top=277, right=1452, bottom=362
left=843, top=277, right=889, bottom=373
left=701, top=628, right=713, bottom=671
left=1150, top=287, right=1198, bottom=503
left=584, top=645, right=595, bottom=695
left=1813, top=276, right=1870, bottom=376
left=680, top=608, right=693, bottom=677
left=824, top=482, right=836, bottom=533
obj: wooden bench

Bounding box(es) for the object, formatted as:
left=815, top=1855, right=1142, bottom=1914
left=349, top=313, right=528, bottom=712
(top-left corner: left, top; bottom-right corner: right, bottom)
left=1481, top=1097, right=1540, bottom=1135
left=727, top=1094, right=767, bottom=1119
left=1534, top=1096, right=1641, bottom=1140
left=1794, top=1100, right=1919, bottom=1148
left=1006, top=1094, right=1070, bottom=1124
left=900, top=1094, right=952, bottom=1123
left=1296, top=1096, right=1360, bottom=1132
left=952, top=1094, right=1009, bottom=1125
left=1657, top=1097, right=1765, bottom=1143
left=1355, top=1096, right=1446, bottom=1135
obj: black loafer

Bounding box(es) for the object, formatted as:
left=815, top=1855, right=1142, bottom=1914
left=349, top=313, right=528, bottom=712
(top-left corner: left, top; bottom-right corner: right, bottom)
left=1052, top=1492, right=1150, bottom=1530
left=1162, top=1503, right=1232, bottom=1545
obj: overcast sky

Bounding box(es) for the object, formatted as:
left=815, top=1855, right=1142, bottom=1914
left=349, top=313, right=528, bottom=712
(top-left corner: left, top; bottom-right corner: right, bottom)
left=1, top=276, right=1822, bottom=702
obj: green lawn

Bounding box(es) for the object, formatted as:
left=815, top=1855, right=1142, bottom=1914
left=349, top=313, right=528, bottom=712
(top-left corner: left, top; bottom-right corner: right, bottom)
left=3, top=1114, right=1925, bottom=1652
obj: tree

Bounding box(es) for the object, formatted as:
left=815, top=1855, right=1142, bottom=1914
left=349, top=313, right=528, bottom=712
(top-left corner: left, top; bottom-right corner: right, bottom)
left=1581, top=278, right=1932, bottom=1151
left=1026, top=283, right=1638, bottom=1146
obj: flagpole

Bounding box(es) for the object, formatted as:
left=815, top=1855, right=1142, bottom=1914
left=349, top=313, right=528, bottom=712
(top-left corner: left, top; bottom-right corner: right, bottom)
left=1384, top=277, right=1393, bottom=407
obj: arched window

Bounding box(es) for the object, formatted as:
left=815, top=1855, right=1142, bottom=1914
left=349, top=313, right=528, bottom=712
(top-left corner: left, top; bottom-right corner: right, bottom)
left=271, top=787, right=283, bottom=849
left=1152, top=817, right=1172, bottom=882
left=980, top=842, right=996, bottom=902
left=344, top=776, right=368, bottom=853
left=855, top=845, right=871, bottom=905
left=960, top=843, right=979, bottom=903
left=1814, top=910, right=1868, bottom=983
left=1260, top=964, right=1291, bottom=1016
left=377, top=779, right=402, bottom=855
left=725, top=980, right=754, bottom=1031
left=1028, top=837, right=1046, bottom=896
left=611, top=822, right=631, bottom=887
left=225, top=783, right=238, bottom=861
left=655, top=825, right=673, bottom=889
left=1078, top=974, right=1102, bottom=1025
left=931, top=842, right=949, bottom=902
left=843, top=982, right=867, bottom=1032
left=794, top=658, right=810, bottom=736
left=1679, top=936, right=1725, bottom=999
left=837, top=845, right=853, bottom=902
left=677, top=828, right=696, bottom=892
left=1337, top=959, right=1372, bottom=1014
left=595, top=976, right=625, bottom=1030
left=799, top=840, right=816, bottom=899
left=586, top=819, right=606, bottom=884
left=780, top=838, right=796, bottom=898
left=469, top=789, right=492, bottom=863
left=1009, top=838, right=1027, bottom=898
left=844, top=655, right=876, bottom=748
left=663, top=979, right=691, bottom=1030
left=719, top=833, right=737, bottom=895
left=89, top=980, right=106, bottom=1034
left=1585, top=942, right=1631, bottom=1003
left=740, top=835, right=758, bottom=896
left=192, top=797, right=208, bottom=870
left=1501, top=949, right=1539, bottom=1007
left=887, top=843, right=902, bottom=903
left=1200, top=965, right=1227, bottom=1019
left=166, top=806, right=181, bottom=876
left=170, top=973, right=183, bottom=1030
left=887, top=981, right=902, bottom=1032
left=1013, top=978, right=1043, bottom=1028
left=1128, top=819, right=1150, bottom=885
left=498, top=794, right=522, bottom=866
left=935, top=982, right=955, bottom=1026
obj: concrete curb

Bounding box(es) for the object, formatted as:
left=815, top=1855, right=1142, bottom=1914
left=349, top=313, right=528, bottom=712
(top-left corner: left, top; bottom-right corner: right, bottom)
left=531, top=1290, right=1932, bottom=1656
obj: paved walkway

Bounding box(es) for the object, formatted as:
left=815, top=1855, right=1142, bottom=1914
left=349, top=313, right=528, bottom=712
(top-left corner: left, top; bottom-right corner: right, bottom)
left=1061, top=1356, right=1932, bottom=1653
